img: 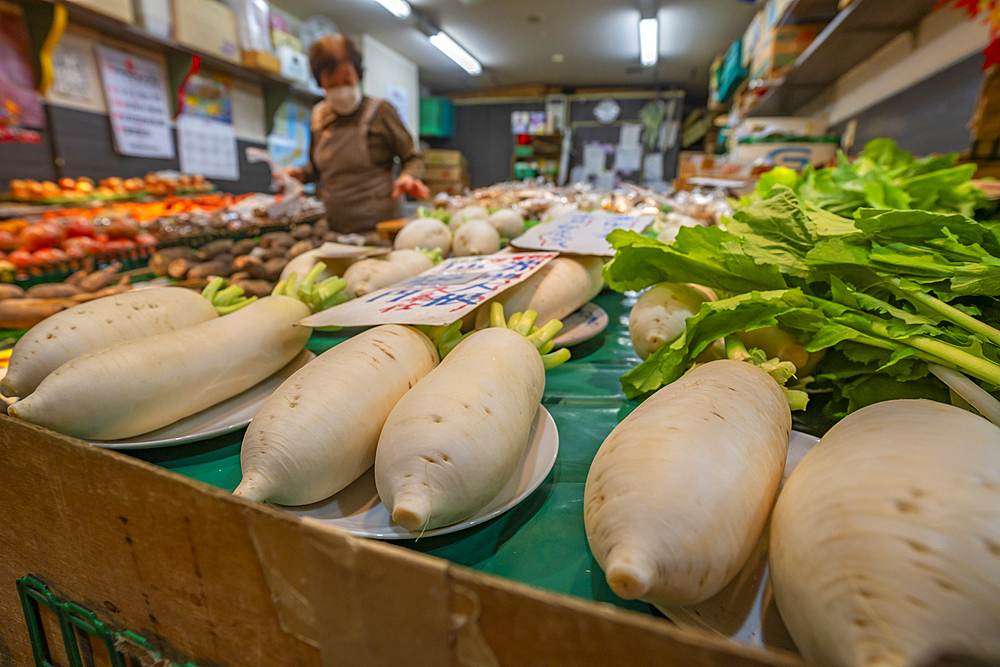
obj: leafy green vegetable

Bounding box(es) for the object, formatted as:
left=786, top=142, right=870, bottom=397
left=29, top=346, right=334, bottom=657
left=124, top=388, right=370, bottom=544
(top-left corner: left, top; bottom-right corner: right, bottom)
left=606, top=184, right=1000, bottom=416
left=739, top=139, right=987, bottom=219
left=417, top=206, right=451, bottom=225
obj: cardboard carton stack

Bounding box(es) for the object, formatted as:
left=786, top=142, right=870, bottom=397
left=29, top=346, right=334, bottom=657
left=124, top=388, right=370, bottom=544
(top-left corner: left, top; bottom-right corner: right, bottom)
left=422, top=149, right=470, bottom=197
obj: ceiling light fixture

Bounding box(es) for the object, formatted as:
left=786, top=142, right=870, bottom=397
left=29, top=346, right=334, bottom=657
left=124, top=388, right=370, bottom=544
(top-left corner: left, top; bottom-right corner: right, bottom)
left=639, top=17, right=658, bottom=67
left=429, top=31, right=482, bottom=75
left=373, top=0, right=411, bottom=19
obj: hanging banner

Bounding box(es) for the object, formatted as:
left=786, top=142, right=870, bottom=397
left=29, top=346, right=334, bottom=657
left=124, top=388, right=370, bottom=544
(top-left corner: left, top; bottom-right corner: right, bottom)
left=96, top=45, right=174, bottom=158
left=299, top=252, right=558, bottom=328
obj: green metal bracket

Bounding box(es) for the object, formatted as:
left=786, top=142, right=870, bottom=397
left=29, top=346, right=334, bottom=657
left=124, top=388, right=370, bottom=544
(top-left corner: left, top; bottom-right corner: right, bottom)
left=16, top=575, right=202, bottom=667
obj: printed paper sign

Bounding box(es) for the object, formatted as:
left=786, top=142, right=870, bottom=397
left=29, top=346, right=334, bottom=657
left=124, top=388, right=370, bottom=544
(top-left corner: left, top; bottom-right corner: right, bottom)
left=96, top=45, right=174, bottom=159
left=299, top=252, right=558, bottom=327
left=510, top=212, right=654, bottom=256
left=177, top=115, right=239, bottom=181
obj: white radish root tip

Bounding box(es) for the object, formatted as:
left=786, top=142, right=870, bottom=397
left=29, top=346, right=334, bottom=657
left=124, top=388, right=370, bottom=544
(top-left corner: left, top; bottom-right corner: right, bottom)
left=605, top=552, right=654, bottom=600
left=392, top=495, right=431, bottom=531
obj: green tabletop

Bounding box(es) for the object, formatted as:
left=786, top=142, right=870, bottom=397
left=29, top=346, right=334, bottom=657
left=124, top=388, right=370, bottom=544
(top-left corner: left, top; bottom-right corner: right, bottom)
left=127, top=291, right=832, bottom=616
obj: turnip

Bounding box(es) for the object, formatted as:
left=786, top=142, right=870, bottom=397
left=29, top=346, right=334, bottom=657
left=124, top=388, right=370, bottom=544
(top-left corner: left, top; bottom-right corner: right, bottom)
left=489, top=209, right=524, bottom=238
left=10, top=266, right=346, bottom=440
left=770, top=399, right=1000, bottom=667
left=342, top=249, right=437, bottom=299
left=584, top=359, right=791, bottom=607
left=0, top=281, right=252, bottom=399
left=628, top=283, right=712, bottom=360
left=376, top=305, right=569, bottom=531
left=452, top=219, right=501, bottom=257
left=448, top=205, right=489, bottom=232
left=473, top=255, right=604, bottom=329
left=394, top=217, right=452, bottom=257
left=235, top=325, right=439, bottom=505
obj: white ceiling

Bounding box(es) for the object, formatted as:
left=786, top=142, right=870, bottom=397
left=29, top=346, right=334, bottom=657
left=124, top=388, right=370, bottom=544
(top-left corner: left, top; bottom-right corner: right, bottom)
left=272, top=0, right=759, bottom=98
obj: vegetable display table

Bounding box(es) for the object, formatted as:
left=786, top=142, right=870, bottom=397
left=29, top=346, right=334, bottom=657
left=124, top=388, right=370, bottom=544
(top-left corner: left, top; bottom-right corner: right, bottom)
left=130, top=289, right=654, bottom=614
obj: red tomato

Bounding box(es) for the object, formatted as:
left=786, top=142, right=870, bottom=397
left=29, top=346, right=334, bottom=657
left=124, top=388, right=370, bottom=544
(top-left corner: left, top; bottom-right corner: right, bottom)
left=103, top=238, right=136, bottom=252
left=63, top=244, right=86, bottom=258
left=134, top=232, right=157, bottom=247
left=32, top=248, right=68, bottom=264
left=18, top=224, right=65, bottom=252
left=8, top=250, right=33, bottom=268
left=63, top=236, right=101, bottom=255
left=0, top=230, right=17, bottom=252
left=63, top=217, right=96, bottom=238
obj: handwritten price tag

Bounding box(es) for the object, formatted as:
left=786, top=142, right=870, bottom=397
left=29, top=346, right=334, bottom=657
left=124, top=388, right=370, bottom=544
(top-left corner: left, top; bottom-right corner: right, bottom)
left=299, top=252, right=558, bottom=327
left=511, top=212, right=655, bottom=256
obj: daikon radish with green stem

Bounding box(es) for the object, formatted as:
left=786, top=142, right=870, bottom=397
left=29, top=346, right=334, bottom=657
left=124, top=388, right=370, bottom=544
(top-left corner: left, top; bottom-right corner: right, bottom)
left=10, top=265, right=346, bottom=440
left=376, top=303, right=570, bottom=531
left=342, top=248, right=439, bottom=299
left=235, top=324, right=440, bottom=505
left=1, top=280, right=254, bottom=399
left=584, top=337, right=803, bottom=608
left=473, top=255, right=605, bottom=329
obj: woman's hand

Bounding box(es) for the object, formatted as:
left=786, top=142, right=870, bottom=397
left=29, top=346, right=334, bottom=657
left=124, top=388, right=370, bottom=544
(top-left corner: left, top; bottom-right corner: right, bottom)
left=273, top=166, right=305, bottom=183
left=392, top=173, right=431, bottom=200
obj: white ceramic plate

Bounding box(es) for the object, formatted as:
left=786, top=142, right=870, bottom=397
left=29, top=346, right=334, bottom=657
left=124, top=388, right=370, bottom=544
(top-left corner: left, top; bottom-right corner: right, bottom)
left=88, top=350, right=315, bottom=450
left=655, top=430, right=820, bottom=652
left=279, top=405, right=559, bottom=539
left=553, top=302, right=609, bottom=348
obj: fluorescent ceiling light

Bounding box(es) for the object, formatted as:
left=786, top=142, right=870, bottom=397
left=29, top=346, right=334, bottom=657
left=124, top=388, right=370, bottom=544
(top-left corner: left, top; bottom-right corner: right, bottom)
left=374, top=0, right=411, bottom=19
left=429, top=32, right=482, bottom=75
left=639, top=17, right=658, bottom=67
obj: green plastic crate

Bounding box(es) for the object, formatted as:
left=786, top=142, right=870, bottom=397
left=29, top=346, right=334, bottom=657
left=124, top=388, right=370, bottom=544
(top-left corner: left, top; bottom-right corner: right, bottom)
left=419, top=97, right=455, bottom=138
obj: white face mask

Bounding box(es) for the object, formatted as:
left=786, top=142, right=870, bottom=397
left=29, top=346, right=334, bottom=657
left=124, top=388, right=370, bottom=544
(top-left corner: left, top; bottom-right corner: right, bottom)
left=326, top=84, right=362, bottom=115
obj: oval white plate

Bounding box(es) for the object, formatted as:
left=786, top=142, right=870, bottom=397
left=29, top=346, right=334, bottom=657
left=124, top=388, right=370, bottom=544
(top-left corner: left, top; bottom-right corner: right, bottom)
left=88, top=350, right=315, bottom=450
left=278, top=405, right=559, bottom=539
left=553, top=302, right=609, bottom=348
left=656, top=430, right=820, bottom=651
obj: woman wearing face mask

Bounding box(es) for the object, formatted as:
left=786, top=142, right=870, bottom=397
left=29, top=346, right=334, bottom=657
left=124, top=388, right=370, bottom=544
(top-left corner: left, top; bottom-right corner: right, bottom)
left=278, top=34, right=430, bottom=235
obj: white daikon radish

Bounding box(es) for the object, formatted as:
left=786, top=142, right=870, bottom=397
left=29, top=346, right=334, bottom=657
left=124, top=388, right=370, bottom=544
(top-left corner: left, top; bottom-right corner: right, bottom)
left=584, top=360, right=790, bottom=607
left=394, top=217, right=452, bottom=257
left=489, top=209, right=524, bottom=238
left=543, top=204, right=578, bottom=222
left=342, top=250, right=434, bottom=299
left=770, top=400, right=1000, bottom=667
left=473, top=255, right=604, bottom=329
left=376, top=307, right=569, bottom=531
left=235, top=325, right=439, bottom=505
left=452, top=219, right=501, bottom=257
left=628, top=283, right=712, bottom=360
left=280, top=248, right=335, bottom=285
left=10, top=266, right=345, bottom=440
left=1, top=286, right=218, bottom=398
left=448, top=205, right=489, bottom=231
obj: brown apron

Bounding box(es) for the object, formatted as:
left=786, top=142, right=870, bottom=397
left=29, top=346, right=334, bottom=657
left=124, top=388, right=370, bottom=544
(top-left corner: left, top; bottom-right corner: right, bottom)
left=312, top=97, right=403, bottom=234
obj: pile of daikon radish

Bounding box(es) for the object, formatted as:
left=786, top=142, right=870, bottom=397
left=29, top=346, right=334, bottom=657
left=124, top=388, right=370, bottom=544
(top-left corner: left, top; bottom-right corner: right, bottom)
left=394, top=205, right=528, bottom=258
left=5, top=268, right=346, bottom=440
left=584, top=281, right=1000, bottom=667
left=235, top=303, right=569, bottom=531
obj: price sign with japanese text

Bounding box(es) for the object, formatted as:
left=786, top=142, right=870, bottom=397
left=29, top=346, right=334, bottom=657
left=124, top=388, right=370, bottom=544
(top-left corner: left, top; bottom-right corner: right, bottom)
left=299, top=252, right=557, bottom=327
left=511, top=212, right=654, bottom=256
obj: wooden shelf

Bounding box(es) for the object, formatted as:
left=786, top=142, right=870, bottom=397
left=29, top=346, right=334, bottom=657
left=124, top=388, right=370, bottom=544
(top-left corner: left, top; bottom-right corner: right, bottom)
left=746, top=0, right=940, bottom=117
left=776, top=0, right=841, bottom=27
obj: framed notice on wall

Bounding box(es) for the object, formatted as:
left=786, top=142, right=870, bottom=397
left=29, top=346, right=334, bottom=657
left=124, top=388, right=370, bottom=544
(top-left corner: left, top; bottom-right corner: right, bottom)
left=96, top=45, right=174, bottom=159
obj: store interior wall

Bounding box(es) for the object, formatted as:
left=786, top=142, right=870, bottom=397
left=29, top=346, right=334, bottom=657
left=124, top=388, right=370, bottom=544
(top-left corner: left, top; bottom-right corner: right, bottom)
left=833, top=53, right=984, bottom=157
left=360, top=35, right=420, bottom=142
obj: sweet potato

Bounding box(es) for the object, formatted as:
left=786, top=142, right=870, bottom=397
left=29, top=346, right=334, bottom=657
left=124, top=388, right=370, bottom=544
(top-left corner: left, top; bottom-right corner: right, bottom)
left=187, top=261, right=235, bottom=280
left=78, top=264, right=121, bottom=292
left=231, top=238, right=257, bottom=256
left=196, top=239, right=235, bottom=261
left=0, top=298, right=70, bottom=329
left=0, top=284, right=25, bottom=301
left=26, top=283, right=85, bottom=299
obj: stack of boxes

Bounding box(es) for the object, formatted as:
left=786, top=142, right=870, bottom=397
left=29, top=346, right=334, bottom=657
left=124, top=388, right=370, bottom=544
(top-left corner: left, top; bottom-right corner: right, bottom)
left=422, top=150, right=470, bottom=198
left=743, top=0, right=827, bottom=81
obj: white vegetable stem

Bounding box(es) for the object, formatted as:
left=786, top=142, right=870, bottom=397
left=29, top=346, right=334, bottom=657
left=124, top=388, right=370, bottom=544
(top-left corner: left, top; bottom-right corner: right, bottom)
left=928, top=363, right=1000, bottom=427
left=584, top=360, right=790, bottom=607
left=236, top=325, right=439, bottom=505
left=1, top=286, right=218, bottom=398
left=9, top=295, right=311, bottom=439
left=394, top=217, right=452, bottom=257
left=342, top=250, right=433, bottom=299
left=473, top=255, right=604, bottom=329
left=770, top=399, right=1000, bottom=667
left=452, top=219, right=501, bottom=257
left=628, top=283, right=711, bottom=360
